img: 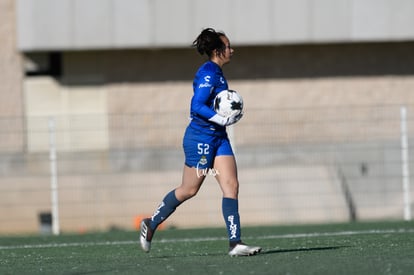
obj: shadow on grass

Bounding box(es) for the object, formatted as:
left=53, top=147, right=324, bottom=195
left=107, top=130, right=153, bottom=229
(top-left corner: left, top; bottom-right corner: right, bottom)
left=149, top=246, right=348, bottom=259
left=263, top=246, right=348, bottom=255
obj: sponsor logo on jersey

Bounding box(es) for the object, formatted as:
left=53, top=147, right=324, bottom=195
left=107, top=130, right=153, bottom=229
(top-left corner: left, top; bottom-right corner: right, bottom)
left=199, top=82, right=212, bottom=88
left=199, top=75, right=212, bottom=88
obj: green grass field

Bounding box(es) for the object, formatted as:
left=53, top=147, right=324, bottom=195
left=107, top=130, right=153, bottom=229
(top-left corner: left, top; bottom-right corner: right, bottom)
left=1, top=221, right=413, bottom=275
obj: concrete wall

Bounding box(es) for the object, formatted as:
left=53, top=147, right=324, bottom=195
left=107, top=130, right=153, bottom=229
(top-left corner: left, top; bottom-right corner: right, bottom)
left=21, top=42, right=414, bottom=152
left=16, top=0, right=414, bottom=51
left=0, top=0, right=25, bottom=152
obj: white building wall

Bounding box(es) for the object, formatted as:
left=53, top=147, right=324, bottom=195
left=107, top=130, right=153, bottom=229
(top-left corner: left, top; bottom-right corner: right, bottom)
left=16, top=0, right=414, bottom=51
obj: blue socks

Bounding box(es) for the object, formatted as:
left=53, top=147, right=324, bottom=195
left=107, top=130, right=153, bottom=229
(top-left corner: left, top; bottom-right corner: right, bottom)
left=150, top=190, right=181, bottom=230
left=222, top=197, right=241, bottom=243
left=149, top=192, right=242, bottom=244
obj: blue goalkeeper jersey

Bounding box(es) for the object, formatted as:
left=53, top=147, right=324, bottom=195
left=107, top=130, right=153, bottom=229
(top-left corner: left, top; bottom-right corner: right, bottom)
left=189, top=61, right=228, bottom=135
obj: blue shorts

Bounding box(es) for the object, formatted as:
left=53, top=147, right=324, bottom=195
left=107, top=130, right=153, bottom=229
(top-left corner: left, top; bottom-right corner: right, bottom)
left=183, top=125, right=234, bottom=169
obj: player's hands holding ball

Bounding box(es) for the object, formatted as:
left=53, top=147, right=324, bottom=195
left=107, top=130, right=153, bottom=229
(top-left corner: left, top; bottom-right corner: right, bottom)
left=210, top=90, right=244, bottom=126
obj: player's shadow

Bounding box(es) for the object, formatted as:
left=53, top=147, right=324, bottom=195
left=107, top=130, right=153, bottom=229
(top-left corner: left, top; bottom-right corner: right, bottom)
left=263, top=245, right=347, bottom=255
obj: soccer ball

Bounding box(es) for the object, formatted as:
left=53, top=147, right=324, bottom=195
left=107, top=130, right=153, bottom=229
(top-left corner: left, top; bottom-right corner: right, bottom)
left=214, top=90, right=244, bottom=118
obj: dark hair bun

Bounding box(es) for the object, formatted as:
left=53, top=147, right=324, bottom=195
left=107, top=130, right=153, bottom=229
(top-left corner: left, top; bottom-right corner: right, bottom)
left=193, top=28, right=225, bottom=57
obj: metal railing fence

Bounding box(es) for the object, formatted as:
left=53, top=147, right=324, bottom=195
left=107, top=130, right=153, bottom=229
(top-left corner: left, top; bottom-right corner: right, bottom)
left=0, top=105, right=412, bottom=234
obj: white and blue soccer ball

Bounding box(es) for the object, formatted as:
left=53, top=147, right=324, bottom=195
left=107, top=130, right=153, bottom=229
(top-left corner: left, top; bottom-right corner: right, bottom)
left=214, top=89, right=244, bottom=118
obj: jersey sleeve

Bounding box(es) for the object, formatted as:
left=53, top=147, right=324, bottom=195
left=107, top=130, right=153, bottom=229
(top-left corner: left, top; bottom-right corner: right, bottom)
left=191, top=71, right=218, bottom=120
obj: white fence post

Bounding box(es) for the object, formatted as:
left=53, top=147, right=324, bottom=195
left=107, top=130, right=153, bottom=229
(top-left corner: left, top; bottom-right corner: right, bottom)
left=49, top=117, right=60, bottom=235
left=400, top=106, right=412, bottom=221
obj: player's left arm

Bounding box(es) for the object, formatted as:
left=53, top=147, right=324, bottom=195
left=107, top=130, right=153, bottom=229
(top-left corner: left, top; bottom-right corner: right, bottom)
left=192, top=71, right=233, bottom=126
left=191, top=89, right=216, bottom=119
left=191, top=71, right=219, bottom=119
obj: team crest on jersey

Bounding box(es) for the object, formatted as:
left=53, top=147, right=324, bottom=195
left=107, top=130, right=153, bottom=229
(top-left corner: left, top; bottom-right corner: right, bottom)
left=198, top=156, right=207, bottom=166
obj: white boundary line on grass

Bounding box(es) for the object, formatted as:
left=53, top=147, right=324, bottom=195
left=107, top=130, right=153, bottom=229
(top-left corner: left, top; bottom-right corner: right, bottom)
left=1, top=228, right=413, bottom=250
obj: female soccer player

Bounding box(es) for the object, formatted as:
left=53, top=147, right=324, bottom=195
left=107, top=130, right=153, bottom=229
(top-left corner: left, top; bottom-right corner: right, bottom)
left=140, top=28, right=262, bottom=256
